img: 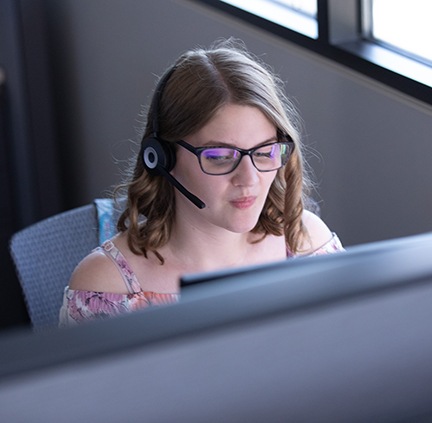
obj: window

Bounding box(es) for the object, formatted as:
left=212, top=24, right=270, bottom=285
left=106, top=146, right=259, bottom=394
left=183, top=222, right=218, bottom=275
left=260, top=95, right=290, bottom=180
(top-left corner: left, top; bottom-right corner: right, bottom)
left=220, top=0, right=318, bottom=38
left=197, top=0, right=432, bottom=105
left=363, top=0, right=432, bottom=64
left=270, top=0, right=317, bottom=17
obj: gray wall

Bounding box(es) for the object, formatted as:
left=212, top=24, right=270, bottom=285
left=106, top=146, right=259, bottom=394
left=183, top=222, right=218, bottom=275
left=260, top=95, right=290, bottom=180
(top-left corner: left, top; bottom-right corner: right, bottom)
left=43, top=0, right=432, bottom=247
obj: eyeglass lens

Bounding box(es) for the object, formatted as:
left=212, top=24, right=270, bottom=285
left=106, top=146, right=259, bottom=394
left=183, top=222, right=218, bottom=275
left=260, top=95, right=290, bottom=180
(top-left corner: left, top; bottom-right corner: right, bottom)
left=200, top=143, right=290, bottom=175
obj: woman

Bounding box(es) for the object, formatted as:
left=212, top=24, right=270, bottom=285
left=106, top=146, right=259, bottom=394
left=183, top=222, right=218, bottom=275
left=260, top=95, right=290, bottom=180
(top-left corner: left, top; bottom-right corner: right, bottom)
left=59, top=40, right=344, bottom=326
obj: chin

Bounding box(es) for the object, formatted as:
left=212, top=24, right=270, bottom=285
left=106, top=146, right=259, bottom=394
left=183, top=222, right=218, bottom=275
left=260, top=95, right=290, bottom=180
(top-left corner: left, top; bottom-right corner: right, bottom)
left=225, top=216, right=260, bottom=234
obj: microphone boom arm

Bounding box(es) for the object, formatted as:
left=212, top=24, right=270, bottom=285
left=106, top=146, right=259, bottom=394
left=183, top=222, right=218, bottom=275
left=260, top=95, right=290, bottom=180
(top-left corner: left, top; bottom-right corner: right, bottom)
left=158, top=166, right=206, bottom=209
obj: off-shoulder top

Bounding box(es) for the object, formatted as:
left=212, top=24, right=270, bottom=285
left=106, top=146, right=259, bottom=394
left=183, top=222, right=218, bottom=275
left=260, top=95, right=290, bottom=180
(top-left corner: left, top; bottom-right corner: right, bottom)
left=59, top=234, right=344, bottom=327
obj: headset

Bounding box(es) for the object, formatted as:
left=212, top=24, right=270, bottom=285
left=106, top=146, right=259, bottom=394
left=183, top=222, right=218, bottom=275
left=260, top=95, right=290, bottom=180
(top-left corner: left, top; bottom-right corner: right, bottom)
left=141, top=66, right=206, bottom=209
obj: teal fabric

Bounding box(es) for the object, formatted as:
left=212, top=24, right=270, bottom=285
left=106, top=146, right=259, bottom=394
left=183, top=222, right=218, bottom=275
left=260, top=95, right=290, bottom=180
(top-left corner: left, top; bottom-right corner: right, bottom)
left=94, top=199, right=115, bottom=245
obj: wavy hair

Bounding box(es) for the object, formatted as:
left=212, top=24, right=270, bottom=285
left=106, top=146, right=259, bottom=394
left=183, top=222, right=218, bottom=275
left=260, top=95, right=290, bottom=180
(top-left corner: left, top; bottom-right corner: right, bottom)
left=116, top=39, right=312, bottom=263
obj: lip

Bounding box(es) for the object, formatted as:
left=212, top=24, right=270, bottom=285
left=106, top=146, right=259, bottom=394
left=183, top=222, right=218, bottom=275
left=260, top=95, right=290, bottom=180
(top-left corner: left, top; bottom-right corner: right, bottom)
left=229, top=196, right=257, bottom=210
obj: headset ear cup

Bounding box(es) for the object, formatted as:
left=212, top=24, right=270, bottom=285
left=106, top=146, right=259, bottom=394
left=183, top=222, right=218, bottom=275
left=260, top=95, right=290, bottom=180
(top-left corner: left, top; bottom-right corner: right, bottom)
left=142, top=137, right=176, bottom=175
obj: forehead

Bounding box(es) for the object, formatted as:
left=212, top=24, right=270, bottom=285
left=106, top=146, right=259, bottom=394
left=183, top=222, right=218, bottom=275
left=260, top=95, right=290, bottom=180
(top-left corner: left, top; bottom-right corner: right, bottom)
left=189, top=104, right=276, bottom=148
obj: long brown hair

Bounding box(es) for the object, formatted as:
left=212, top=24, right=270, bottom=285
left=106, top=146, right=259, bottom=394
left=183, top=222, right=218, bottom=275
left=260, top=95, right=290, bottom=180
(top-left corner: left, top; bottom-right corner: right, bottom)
left=116, top=39, right=311, bottom=263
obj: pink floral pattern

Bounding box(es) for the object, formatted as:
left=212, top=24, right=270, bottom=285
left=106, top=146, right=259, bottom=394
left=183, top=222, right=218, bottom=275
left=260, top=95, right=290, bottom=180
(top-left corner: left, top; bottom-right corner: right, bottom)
left=100, top=240, right=142, bottom=293
left=287, top=233, right=344, bottom=258
left=59, top=288, right=179, bottom=327
left=306, top=232, right=344, bottom=256
left=59, top=240, right=180, bottom=327
left=60, top=234, right=344, bottom=327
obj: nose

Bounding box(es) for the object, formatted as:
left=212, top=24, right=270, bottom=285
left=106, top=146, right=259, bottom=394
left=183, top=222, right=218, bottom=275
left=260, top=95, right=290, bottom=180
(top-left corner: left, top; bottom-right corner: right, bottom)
left=231, top=155, right=259, bottom=187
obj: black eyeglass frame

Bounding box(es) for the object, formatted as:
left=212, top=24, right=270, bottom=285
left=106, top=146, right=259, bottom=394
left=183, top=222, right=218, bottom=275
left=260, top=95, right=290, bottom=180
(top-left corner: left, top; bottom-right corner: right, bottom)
left=176, top=133, right=295, bottom=176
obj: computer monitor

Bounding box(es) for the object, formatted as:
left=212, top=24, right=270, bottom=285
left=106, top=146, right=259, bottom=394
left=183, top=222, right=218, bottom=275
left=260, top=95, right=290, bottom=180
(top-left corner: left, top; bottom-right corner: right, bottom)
left=1, top=232, right=432, bottom=422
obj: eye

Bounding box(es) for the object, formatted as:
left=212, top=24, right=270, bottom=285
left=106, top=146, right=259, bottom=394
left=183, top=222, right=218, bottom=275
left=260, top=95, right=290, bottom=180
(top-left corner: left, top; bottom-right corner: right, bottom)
left=202, top=148, right=238, bottom=163
left=254, top=151, right=272, bottom=158
left=253, top=144, right=278, bottom=159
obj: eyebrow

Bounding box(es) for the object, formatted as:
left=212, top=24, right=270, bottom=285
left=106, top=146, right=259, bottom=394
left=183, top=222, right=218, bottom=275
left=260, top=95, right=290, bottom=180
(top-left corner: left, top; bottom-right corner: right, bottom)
left=201, top=135, right=279, bottom=148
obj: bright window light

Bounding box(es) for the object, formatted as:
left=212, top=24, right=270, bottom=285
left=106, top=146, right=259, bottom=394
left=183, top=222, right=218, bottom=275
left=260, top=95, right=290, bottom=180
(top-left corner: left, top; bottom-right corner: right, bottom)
left=220, top=0, right=318, bottom=38
left=271, top=0, right=317, bottom=17
left=369, top=0, right=432, bottom=63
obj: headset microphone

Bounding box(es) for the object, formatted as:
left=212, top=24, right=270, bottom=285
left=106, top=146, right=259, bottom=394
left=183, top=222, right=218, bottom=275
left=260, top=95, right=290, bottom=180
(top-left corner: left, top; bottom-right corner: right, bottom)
left=141, top=66, right=206, bottom=209
left=157, top=166, right=205, bottom=209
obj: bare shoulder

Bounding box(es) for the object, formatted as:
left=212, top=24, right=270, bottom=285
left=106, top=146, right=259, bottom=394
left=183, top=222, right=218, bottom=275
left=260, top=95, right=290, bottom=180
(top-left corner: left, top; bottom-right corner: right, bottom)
left=301, top=210, right=333, bottom=255
left=68, top=249, right=129, bottom=294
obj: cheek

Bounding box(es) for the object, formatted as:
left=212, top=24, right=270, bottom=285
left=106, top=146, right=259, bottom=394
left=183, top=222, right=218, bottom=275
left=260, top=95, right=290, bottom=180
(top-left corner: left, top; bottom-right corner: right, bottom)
left=172, top=150, right=197, bottom=180
left=172, top=152, right=218, bottom=194
left=262, top=172, right=278, bottom=192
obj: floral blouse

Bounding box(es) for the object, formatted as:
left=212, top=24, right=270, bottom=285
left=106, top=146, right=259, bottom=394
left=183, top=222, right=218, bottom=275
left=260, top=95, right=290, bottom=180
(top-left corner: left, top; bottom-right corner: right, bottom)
left=59, top=234, right=344, bottom=327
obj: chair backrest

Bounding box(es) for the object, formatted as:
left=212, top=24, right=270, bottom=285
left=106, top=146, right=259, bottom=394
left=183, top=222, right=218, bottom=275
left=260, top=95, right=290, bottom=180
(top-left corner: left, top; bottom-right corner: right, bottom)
left=9, top=199, right=122, bottom=330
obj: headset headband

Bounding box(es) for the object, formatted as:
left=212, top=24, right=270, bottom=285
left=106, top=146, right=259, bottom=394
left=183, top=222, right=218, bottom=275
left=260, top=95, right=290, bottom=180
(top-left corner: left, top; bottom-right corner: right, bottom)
left=150, top=66, right=177, bottom=137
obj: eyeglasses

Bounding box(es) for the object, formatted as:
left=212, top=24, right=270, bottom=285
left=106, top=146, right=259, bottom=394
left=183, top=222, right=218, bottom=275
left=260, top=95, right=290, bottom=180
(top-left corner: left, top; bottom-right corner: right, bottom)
left=176, top=135, right=294, bottom=176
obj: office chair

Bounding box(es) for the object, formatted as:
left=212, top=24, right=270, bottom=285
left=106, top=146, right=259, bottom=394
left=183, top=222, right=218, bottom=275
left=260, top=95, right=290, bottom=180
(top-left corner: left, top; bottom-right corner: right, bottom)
left=9, top=199, right=122, bottom=330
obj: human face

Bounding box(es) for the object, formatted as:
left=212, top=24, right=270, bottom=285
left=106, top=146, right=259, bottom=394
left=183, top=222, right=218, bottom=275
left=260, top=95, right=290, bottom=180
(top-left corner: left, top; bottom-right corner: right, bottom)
left=171, top=103, right=279, bottom=235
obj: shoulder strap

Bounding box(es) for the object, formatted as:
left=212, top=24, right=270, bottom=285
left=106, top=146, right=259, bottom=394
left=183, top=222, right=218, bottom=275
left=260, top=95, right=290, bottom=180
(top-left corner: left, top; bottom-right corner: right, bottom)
left=94, top=198, right=115, bottom=245
left=98, top=240, right=142, bottom=294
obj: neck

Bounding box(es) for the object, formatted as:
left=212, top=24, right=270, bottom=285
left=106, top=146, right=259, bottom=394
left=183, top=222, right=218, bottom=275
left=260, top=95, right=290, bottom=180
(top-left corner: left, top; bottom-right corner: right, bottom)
left=166, top=214, right=255, bottom=274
